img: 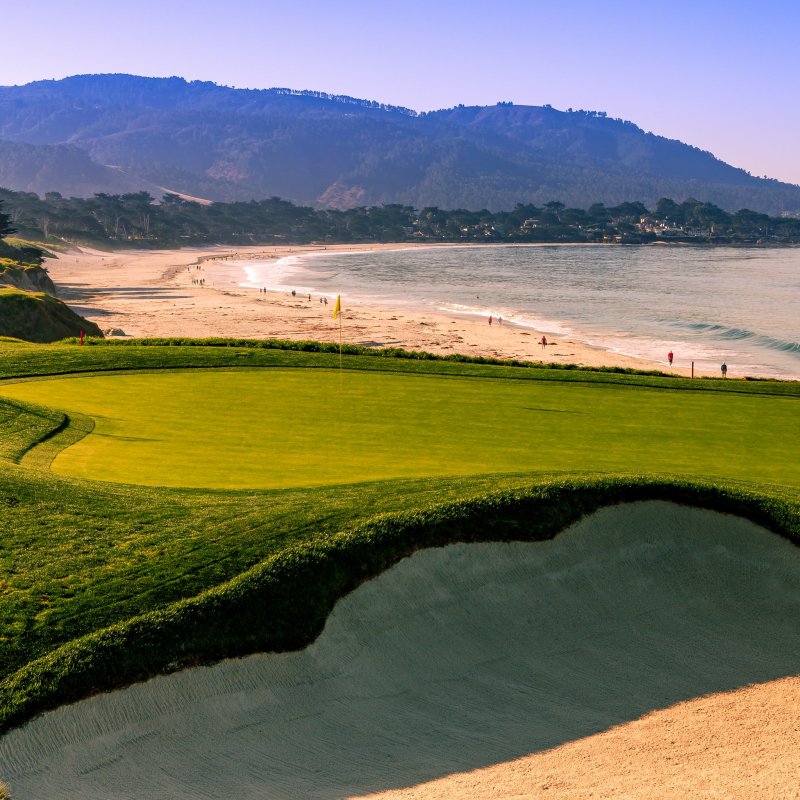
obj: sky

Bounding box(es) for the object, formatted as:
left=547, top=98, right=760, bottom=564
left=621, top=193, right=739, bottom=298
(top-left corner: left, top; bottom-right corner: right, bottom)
left=3, top=0, right=799, bottom=185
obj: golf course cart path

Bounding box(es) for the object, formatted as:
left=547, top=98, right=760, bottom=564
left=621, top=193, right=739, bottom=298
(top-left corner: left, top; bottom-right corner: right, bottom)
left=2, top=502, right=800, bottom=799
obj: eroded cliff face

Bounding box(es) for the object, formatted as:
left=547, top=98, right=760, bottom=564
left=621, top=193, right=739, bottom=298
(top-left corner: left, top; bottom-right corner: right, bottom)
left=0, top=264, right=58, bottom=296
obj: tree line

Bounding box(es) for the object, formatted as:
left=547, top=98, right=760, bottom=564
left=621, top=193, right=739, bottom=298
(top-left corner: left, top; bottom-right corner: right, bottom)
left=1, top=188, right=799, bottom=249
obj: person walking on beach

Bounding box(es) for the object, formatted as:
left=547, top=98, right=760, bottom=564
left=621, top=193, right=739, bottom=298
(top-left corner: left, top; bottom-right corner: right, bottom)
left=488, top=316, right=493, bottom=326
left=721, top=362, right=728, bottom=378
left=668, top=351, right=674, bottom=366
left=540, top=335, right=547, bottom=349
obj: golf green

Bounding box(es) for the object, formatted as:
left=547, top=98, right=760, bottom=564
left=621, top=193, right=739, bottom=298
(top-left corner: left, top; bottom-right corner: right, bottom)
left=1, top=368, right=797, bottom=489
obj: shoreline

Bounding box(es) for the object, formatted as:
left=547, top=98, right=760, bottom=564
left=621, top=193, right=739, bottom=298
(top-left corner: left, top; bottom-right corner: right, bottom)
left=43, top=243, right=735, bottom=378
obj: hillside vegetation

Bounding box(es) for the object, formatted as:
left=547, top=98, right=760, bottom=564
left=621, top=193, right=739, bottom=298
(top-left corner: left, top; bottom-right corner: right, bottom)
left=3, top=188, right=799, bottom=248
left=0, top=288, right=102, bottom=342
left=0, top=262, right=57, bottom=295
left=0, top=140, right=157, bottom=198
left=1, top=74, right=799, bottom=213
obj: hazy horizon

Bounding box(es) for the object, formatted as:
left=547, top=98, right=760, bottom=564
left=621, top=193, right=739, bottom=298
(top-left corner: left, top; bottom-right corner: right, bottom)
left=4, top=0, right=799, bottom=186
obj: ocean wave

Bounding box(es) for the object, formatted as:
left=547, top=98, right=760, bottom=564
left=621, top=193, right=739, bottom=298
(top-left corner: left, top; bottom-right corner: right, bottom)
left=438, top=303, right=572, bottom=336
left=665, top=320, right=800, bottom=354
left=234, top=257, right=319, bottom=295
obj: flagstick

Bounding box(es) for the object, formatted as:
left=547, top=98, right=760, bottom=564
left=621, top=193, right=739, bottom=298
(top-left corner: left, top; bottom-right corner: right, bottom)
left=333, top=294, right=343, bottom=392
left=339, top=310, right=343, bottom=373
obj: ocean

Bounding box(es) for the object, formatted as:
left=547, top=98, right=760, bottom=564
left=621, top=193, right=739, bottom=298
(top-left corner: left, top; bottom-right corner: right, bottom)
left=235, top=244, right=800, bottom=380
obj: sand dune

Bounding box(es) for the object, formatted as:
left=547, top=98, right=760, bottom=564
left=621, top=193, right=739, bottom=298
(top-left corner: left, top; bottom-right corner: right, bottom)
left=2, top=502, right=799, bottom=798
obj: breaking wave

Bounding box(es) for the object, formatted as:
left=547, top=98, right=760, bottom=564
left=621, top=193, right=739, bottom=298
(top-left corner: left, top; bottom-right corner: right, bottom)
left=670, top=321, right=800, bottom=355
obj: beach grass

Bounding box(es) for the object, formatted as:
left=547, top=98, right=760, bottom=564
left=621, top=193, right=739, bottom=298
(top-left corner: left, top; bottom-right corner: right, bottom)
left=0, top=339, right=798, bottom=734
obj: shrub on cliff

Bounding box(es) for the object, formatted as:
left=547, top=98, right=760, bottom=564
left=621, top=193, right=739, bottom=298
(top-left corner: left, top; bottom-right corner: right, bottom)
left=0, top=287, right=102, bottom=343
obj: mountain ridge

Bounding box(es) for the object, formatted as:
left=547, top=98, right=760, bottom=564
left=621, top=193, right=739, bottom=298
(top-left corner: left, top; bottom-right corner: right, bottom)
left=0, top=74, right=798, bottom=214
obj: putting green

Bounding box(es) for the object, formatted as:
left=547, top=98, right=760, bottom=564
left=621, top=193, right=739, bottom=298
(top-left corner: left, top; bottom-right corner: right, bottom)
left=0, top=368, right=797, bottom=489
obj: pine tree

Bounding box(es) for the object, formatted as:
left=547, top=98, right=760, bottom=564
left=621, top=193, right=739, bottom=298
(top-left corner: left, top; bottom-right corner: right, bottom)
left=0, top=201, right=16, bottom=239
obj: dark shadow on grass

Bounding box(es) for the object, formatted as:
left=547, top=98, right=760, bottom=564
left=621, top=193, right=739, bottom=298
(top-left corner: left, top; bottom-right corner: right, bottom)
left=523, top=406, right=584, bottom=413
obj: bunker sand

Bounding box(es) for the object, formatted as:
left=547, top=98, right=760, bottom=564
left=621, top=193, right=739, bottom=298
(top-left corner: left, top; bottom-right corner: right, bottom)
left=358, top=676, right=800, bottom=799
left=2, top=502, right=799, bottom=798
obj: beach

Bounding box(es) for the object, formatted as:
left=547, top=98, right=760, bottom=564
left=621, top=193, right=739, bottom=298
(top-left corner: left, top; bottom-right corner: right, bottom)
left=47, top=243, right=700, bottom=375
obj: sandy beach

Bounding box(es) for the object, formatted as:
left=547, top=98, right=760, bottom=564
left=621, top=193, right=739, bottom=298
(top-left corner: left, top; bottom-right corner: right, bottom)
left=45, top=243, right=700, bottom=375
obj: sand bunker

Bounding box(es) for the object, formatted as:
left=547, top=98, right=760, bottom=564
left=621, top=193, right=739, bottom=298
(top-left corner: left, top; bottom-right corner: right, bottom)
left=2, top=502, right=799, bottom=799
left=357, top=675, right=800, bottom=799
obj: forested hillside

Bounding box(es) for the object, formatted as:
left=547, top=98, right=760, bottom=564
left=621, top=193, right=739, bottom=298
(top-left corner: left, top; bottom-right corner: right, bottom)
left=1, top=75, right=799, bottom=214
left=2, top=190, right=798, bottom=248
left=0, top=141, right=158, bottom=197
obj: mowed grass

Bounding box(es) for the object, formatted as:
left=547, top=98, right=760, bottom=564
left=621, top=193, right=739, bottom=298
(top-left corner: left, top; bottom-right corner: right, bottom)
left=1, top=368, right=798, bottom=489
left=0, top=342, right=798, bottom=739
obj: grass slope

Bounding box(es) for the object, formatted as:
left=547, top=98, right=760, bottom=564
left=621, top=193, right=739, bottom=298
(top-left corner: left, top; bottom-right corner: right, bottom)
left=0, top=288, right=102, bottom=343
left=0, top=398, right=65, bottom=463
left=0, top=339, right=797, bottom=736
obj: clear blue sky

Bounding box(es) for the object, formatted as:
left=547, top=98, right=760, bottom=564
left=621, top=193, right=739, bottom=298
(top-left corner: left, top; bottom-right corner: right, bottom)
left=4, top=0, right=799, bottom=185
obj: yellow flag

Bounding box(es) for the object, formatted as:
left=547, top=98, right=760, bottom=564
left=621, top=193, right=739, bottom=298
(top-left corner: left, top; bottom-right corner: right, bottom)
left=332, top=294, right=341, bottom=320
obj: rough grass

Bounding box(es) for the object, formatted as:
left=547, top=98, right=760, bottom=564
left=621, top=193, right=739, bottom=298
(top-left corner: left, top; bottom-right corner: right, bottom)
left=3, top=335, right=797, bottom=393
left=0, top=288, right=102, bottom=343
left=0, top=398, right=64, bottom=463
left=0, top=339, right=797, bottom=737
left=0, top=425, right=558, bottom=686
left=0, top=474, right=798, bottom=735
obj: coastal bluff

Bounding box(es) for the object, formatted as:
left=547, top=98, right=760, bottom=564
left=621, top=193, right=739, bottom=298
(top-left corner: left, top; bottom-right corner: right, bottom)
left=0, top=263, right=58, bottom=296
left=0, top=286, right=102, bottom=343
